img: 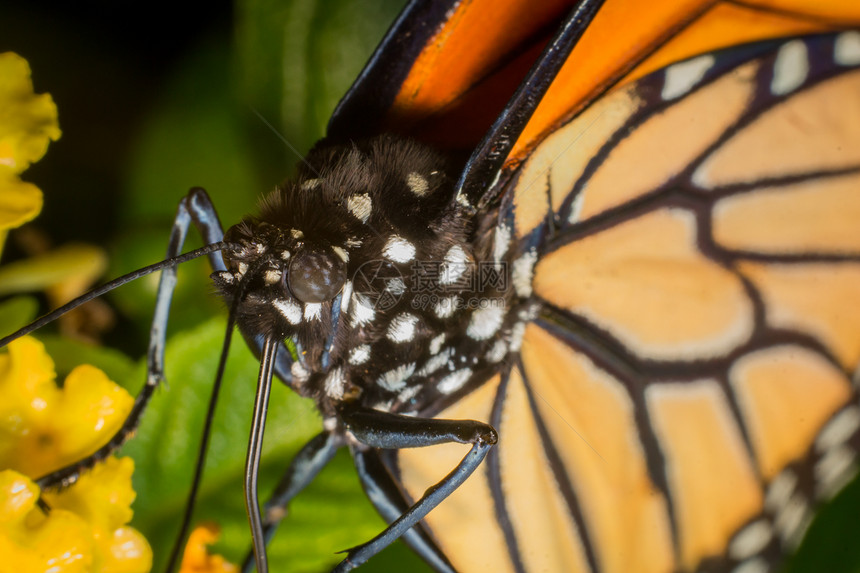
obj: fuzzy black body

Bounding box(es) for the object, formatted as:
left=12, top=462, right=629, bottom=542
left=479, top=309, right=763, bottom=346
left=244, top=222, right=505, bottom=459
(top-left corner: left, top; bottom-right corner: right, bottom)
left=214, top=135, right=526, bottom=420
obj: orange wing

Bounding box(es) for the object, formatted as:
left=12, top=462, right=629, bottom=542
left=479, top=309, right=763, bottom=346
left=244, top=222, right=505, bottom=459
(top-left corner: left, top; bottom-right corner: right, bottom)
left=390, top=23, right=860, bottom=573
left=330, top=1, right=860, bottom=162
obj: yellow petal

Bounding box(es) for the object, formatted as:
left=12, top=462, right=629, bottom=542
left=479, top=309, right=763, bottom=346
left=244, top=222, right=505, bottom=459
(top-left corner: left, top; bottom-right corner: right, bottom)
left=44, top=457, right=137, bottom=534
left=0, top=337, right=60, bottom=475
left=0, top=336, right=58, bottom=447
left=0, top=469, right=39, bottom=523
left=0, top=337, right=132, bottom=478
left=0, top=335, right=56, bottom=398
left=20, top=508, right=95, bottom=573
left=0, top=470, right=95, bottom=573
left=97, top=526, right=154, bottom=573
left=0, top=175, right=42, bottom=232
left=54, top=365, right=134, bottom=467
left=0, top=52, right=61, bottom=176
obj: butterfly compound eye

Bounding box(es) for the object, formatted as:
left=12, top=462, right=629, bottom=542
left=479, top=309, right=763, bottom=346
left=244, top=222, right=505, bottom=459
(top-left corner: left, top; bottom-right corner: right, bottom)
left=287, top=247, right=347, bottom=303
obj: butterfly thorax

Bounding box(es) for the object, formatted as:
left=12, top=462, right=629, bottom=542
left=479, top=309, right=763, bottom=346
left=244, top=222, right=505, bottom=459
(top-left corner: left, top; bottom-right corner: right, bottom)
left=214, top=135, right=527, bottom=418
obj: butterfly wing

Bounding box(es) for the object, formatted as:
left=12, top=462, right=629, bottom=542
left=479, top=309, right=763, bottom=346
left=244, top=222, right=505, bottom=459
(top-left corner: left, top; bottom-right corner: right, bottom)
left=329, top=0, right=859, bottom=161
left=389, top=23, right=860, bottom=573
left=328, top=0, right=576, bottom=151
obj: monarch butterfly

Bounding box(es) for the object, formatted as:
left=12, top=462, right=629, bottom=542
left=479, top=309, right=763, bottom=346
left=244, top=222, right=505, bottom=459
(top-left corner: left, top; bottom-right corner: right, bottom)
left=3, top=0, right=860, bottom=572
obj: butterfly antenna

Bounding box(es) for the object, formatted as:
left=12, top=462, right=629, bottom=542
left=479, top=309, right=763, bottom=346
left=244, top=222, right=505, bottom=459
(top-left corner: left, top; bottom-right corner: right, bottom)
left=164, top=309, right=238, bottom=572
left=0, top=242, right=230, bottom=347
left=246, top=335, right=279, bottom=573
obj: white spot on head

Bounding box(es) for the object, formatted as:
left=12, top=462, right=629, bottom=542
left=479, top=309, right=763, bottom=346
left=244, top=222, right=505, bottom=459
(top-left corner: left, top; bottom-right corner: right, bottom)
left=387, top=313, right=419, bottom=343
left=835, top=31, right=860, bottom=66
left=273, top=299, right=302, bottom=325
left=493, top=223, right=511, bottom=263
left=237, top=262, right=249, bottom=276
left=254, top=243, right=266, bottom=254
left=429, top=333, right=446, bottom=355
left=346, top=237, right=362, bottom=248
left=348, top=193, right=372, bottom=223
left=349, top=294, right=376, bottom=327
left=304, top=303, right=322, bottom=321
left=291, top=229, right=304, bottom=239
left=418, top=347, right=453, bottom=377
left=348, top=344, right=371, bottom=365
left=324, top=367, right=346, bottom=399
left=434, top=296, right=459, bottom=319
left=383, top=236, right=416, bottom=263
left=406, top=172, right=430, bottom=196
left=340, top=280, right=353, bottom=314
left=214, top=271, right=235, bottom=284
left=439, top=245, right=470, bottom=285
left=280, top=250, right=291, bottom=261
left=301, top=178, right=322, bottom=191
left=377, top=363, right=416, bottom=391
left=438, top=368, right=473, bottom=394
left=729, top=519, right=773, bottom=560
left=485, top=340, right=508, bottom=363
left=661, top=54, right=715, bottom=100
left=513, top=248, right=538, bottom=297
left=771, top=40, right=808, bottom=95
left=264, top=269, right=282, bottom=285
left=332, top=246, right=349, bottom=263
left=385, top=277, right=406, bottom=295
left=466, top=306, right=506, bottom=341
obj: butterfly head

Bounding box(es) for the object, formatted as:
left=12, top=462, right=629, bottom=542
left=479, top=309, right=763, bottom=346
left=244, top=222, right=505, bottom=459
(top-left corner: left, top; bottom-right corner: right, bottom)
left=213, top=135, right=502, bottom=408
left=214, top=217, right=349, bottom=336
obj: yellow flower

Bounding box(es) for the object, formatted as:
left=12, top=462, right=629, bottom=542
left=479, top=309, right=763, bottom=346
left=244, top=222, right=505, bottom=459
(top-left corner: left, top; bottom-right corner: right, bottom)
left=0, top=470, right=95, bottom=572
left=0, top=337, right=134, bottom=477
left=0, top=337, right=152, bottom=572
left=0, top=51, right=60, bottom=251
left=179, top=524, right=238, bottom=573
left=0, top=52, right=109, bottom=341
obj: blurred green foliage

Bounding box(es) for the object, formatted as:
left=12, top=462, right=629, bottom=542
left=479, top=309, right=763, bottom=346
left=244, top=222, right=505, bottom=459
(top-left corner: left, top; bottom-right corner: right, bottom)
left=1, top=1, right=858, bottom=572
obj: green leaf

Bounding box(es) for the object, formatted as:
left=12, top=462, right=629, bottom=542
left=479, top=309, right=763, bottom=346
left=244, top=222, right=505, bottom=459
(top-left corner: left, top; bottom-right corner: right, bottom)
left=0, top=295, right=38, bottom=337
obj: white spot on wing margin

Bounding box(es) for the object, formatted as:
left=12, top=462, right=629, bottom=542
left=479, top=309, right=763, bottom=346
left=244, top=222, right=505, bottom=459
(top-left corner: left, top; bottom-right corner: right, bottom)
left=662, top=54, right=715, bottom=100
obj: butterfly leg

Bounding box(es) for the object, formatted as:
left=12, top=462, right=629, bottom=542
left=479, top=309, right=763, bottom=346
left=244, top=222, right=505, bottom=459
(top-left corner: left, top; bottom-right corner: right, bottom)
left=240, top=430, right=342, bottom=573
left=35, top=187, right=225, bottom=490
left=332, top=403, right=497, bottom=572
left=351, top=448, right=457, bottom=573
